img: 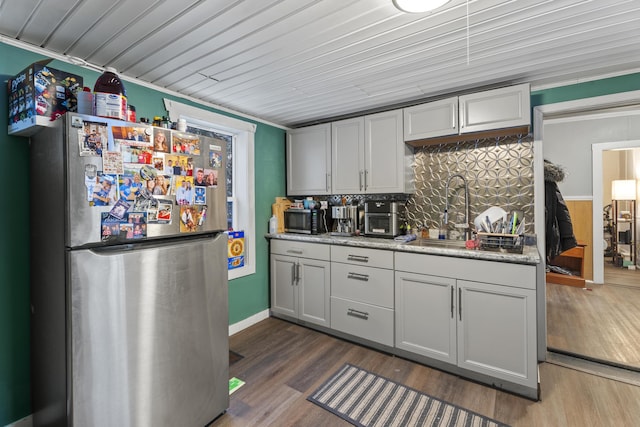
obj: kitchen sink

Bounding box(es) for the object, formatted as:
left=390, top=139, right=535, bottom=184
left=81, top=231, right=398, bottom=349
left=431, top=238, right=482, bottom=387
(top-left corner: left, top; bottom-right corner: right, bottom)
left=407, top=238, right=468, bottom=249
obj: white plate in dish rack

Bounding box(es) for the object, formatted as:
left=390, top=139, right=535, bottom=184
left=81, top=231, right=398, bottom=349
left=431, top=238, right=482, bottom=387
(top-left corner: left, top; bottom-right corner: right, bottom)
left=473, top=206, right=507, bottom=232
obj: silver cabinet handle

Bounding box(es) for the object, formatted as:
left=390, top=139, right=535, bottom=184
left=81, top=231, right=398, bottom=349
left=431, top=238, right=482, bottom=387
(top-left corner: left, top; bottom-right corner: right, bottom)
left=450, top=286, right=454, bottom=319
left=359, top=170, right=364, bottom=191
left=364, top=169, right=368, bottom=191
left=296, top=263, right=301, bottom=284
left=451, top=103, right=457, bottom=129
left=286, top=249, right=303, bottom=255
left=347, top=255, right=369, bottom=263
left=347, top=272, right=369, bottom=282
left=291, top=263, right=296, bottom=286
left=326, top=173, right=331, bottom=192
left=347, top=308, right=369, bottom=320
left=458, top=288, right=462, bottom=321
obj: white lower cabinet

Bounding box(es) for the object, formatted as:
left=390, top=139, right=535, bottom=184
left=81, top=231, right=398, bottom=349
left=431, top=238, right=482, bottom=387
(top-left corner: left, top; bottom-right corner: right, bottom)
left=456, top=279, right=536, bottom=387
left=270, top=240, right=330, bottom=327
left=269, top=240, right=538, bottom=397
left=395, top=252, right=537, bottom=391
left=330, top=246, right=394, bottom=346
left=395, top=271, right=457, bottom=364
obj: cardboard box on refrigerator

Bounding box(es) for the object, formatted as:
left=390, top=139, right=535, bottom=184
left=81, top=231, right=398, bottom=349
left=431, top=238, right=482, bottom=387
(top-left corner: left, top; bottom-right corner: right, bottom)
left=7, top=62, right=83, bottom=136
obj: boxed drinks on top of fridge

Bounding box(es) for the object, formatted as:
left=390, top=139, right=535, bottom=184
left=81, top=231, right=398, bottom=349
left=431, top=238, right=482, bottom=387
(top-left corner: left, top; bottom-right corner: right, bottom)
left=7, top=62, right=83, bottom=136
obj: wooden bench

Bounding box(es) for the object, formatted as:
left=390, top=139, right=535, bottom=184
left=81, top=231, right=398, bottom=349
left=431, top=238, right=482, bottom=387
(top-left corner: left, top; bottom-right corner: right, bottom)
left=546, top=242, right=587, bottom=287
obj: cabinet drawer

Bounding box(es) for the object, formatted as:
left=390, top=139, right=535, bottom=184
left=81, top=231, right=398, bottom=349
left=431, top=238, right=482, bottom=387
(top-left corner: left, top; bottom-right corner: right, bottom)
left=271, top=240, right=330, bottom=261
left=331, top=245, right=393, bottom=269
left=331, top=263, right=394, bottom=308
left=331, top=296, right=394, bottom=347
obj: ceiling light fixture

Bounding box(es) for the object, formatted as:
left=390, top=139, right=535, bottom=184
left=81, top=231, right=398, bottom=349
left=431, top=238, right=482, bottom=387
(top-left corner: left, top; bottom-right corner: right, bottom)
left=392, top=0, right=451, bottom=13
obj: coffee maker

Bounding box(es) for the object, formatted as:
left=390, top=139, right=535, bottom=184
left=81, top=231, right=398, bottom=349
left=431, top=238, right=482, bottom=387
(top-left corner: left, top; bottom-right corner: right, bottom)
left=330, top=205, right=359, bottom=236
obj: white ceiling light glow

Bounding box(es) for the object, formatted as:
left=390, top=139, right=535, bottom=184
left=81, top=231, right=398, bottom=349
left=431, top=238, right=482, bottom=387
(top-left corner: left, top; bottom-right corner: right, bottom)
left=393, top=0, right=451, bottom=13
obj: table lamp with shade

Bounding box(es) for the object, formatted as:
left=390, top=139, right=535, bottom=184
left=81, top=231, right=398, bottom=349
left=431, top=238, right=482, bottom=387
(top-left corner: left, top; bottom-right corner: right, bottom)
left=611, top=179, right=637, bottom=267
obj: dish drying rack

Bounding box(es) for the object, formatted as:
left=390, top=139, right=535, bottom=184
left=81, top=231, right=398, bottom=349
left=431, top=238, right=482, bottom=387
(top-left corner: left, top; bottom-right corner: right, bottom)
left=477, top=232, right=524, bottom=253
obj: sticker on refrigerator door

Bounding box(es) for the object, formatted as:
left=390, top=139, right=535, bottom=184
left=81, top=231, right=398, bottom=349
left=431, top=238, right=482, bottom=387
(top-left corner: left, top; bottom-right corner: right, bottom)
left=179, top=206, right=198, bottom=232
left=204, top=168, right=218, bottom=187
left=209, top=150, right=222, bottom=169
left=194, top=186, right=206, bottom=205
left=174, top=176, right=194, bottom=205
left=228, top=231, right=245, bottom=270
left=91, top=173, right=117, bottom=206
left=165, top=154, right=189, bottom=176
left=102, top=151, right=124, bottom=175
left=108, top=199, right=130, bottom=220
left=100, top=213, right=121, bottom=241
left=111, top=125, right=152, bottom=147
left=172, top=133, right=200, bottom=155
left=155, top=200, right=173, bottom=223
left=78, top=121, right=107, bottom=157
left=126, top=212, right=147, bottom=239
left=152, top=128, right=170, bottom=153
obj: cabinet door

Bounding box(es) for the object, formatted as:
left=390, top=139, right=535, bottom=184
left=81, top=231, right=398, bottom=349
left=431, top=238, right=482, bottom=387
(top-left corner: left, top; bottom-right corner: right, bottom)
left=403, top=97, right=458, bottom=141
left=395, top=271, right=457, bottom=364
left=332, top=117, right=365, bottom=194
left=270, top=254, right=298, bottom=318
left=459, top=83, right=530, bottom=133
left=286, top=123, right=331, bottom=195
left=456, top=280, right=537, bottom=388
left=364, top=109, right=408, bottom=194
left=298, top=258, right=331, bottom=327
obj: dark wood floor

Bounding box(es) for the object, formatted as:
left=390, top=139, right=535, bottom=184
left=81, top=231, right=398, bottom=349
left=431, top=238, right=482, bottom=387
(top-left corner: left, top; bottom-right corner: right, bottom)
left=547, top=259, right=640, bottom=368
left=213, top=317, right=640, bottom=427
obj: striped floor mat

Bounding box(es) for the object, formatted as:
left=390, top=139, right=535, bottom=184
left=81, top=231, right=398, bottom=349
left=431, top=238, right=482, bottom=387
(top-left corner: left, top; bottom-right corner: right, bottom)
left=308, top=363, right=509, bottom=427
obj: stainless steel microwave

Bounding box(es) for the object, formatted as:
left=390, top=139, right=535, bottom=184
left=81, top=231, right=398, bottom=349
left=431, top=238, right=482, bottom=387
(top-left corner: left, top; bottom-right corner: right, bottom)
left=283, top=209, right=326, bottom=234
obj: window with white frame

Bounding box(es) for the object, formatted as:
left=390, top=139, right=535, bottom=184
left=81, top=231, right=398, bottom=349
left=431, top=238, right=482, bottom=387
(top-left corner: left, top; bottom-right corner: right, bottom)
left=164, top=99, right=256, bottom=279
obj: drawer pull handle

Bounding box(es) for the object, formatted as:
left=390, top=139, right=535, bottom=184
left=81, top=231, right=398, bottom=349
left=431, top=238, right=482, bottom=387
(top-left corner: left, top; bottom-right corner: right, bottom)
left=347, top=255, right=369, bottom=263
left=287, top=249, right=303, bottom=254
left=347, top=272, right=369, bottom=281
left=347, top=308, right=369, bottom=320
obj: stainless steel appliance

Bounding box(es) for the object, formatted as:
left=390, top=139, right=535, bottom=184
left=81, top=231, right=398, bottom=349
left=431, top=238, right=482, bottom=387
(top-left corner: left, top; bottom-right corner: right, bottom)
left=364, top=201, right=401, bottom=237
left=330, top=205, right=359, bottom=236
left=30, top=113, right=229, bottom=426
left=284, top=208, right=326, bottom=234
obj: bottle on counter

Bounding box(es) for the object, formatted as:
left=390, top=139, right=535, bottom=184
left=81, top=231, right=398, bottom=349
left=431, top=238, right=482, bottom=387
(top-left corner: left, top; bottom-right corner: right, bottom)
left=76, top=87, right=93, bottom=115
left=127, top=104, right=136, bottom=122
left=93, top=67, right=127, bottom=120
left=269, top=215, right=278, bottom=234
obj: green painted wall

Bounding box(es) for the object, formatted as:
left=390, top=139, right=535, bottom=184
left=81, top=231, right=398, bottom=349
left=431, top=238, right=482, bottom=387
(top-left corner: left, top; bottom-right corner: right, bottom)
left=0, top=41, right=285, bottom=425
left=2, top=38, right=640, bottom=424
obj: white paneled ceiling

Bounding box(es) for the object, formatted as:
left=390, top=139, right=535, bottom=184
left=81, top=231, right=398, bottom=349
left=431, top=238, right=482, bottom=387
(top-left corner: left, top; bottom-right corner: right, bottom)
left=1, top=0, right=640, bottom=127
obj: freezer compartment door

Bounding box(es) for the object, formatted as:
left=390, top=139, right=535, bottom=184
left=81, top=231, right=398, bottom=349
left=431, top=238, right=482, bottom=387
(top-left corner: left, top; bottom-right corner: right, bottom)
left=60, top=113, right=227, bottom=248
left=69, top=234, right=229, bottom=427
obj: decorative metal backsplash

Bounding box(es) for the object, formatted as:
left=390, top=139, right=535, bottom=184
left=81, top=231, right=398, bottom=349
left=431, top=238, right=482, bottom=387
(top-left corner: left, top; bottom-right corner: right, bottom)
left=405, top=134, right=535, bottom=233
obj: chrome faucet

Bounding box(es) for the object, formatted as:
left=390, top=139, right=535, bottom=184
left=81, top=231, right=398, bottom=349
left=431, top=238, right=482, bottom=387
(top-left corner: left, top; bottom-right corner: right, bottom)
left=444, top=174, right=471, bottom=241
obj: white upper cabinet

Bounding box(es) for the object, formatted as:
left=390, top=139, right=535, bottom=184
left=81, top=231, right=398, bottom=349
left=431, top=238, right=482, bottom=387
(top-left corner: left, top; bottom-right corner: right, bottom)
left=403, top=84, right=531, bottom=142
left=365, top=110, right=412, bottom=194
left=286, top=123, right=332, bottom=196
left=333, top=110, right=412, bottom=194
left=403, top=97, right=458, bottom=141
left=331, top=117, right=365, bottom=194
left=459, top=83, right=531, bottom=133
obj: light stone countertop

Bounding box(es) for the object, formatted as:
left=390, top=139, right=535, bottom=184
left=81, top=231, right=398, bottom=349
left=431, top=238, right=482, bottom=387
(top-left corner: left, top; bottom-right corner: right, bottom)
left=267, top=233, right=541, bottom=265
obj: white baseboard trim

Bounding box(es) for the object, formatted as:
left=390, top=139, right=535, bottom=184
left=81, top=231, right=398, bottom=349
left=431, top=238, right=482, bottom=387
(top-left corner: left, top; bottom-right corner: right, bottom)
left=229, top=309, right=270, bottom=336
left=5, top=415, right=32, bottom=427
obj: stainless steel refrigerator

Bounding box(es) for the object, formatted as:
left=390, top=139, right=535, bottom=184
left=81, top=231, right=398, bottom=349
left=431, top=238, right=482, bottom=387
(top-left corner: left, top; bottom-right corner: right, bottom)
left=30, top=113, right=229, bottom=426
